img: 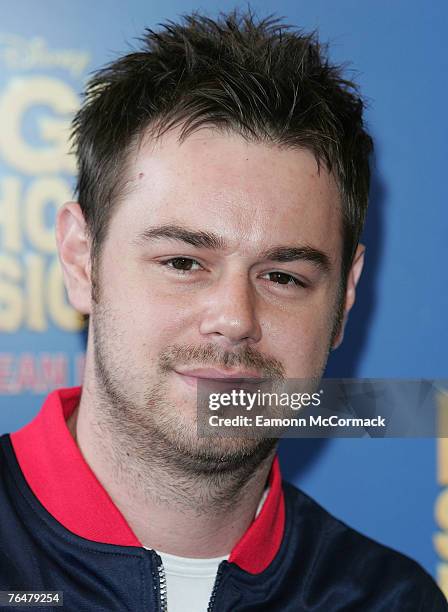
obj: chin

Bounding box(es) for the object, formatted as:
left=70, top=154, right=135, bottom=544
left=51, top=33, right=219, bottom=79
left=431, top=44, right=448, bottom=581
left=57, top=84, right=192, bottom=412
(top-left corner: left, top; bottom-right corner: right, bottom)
left=166, top=429, right=276, bottom=475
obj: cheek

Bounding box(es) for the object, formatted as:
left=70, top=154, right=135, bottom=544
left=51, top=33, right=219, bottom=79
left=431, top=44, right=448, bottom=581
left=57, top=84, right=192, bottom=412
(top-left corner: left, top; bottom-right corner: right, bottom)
left=114, top=284, right=196, bottom=357
left=264, top=302, right=336, bottom=378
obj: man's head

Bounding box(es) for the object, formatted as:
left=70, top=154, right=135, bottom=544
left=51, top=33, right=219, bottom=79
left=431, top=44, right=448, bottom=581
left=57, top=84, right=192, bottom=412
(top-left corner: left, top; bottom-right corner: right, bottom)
left=57, top=10, right=371, bottom=476
left=71, top=10, right=372, bottom=301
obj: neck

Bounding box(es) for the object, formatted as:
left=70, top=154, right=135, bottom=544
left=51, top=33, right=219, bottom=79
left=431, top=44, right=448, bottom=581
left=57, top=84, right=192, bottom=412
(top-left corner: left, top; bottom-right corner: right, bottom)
left=67, top=381, right=277, bottom=558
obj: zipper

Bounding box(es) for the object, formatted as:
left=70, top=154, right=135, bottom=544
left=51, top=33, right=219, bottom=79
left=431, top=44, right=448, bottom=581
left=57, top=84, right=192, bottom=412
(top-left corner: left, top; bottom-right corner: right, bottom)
left=207, top=563, right=225, bottom=612
left=156, top=559, right=168, bottom=612
left=148, top=549, right=168, bottom=612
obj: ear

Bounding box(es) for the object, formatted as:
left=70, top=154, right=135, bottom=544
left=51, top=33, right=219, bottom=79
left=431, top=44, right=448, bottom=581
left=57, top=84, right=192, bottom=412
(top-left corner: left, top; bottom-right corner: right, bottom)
left=331, top=244, right=365, bottom=349
left=56, top=202, right=92, bottom=315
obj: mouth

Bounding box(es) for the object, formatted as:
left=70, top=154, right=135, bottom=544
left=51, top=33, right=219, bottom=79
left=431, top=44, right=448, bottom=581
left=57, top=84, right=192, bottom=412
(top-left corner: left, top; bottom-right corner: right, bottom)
left=173, top=367, right=268, bottom=387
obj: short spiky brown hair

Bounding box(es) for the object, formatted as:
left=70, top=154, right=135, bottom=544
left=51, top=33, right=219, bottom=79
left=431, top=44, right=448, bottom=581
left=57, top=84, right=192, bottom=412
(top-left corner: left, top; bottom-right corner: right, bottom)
left=71, top=9, right=373, bottom=288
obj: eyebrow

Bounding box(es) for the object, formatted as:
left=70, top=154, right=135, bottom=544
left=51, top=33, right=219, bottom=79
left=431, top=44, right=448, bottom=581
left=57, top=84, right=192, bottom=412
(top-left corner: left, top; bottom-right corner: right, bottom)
left=136, top=224, right=226, bottom=250
left=135, top=224, right=331, bottom=272
left=259, top=246, right=331, bottom=271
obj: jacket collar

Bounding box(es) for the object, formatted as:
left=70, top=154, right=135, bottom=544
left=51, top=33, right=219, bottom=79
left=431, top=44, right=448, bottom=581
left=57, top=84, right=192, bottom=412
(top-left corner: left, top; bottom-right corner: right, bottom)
left=10, top=386, right=285, bottom=574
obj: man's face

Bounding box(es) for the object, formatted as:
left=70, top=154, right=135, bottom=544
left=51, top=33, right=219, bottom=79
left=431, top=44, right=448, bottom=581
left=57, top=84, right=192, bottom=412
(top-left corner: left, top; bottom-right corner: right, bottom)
left=87, top=128, right=345, bottom=471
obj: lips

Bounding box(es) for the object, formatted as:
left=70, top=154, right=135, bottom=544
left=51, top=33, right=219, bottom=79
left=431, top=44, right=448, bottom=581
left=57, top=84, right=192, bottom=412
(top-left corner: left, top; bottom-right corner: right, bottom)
left=173, top=367, right=268, bottom=388
left=174, top=367, right=266, bottom=381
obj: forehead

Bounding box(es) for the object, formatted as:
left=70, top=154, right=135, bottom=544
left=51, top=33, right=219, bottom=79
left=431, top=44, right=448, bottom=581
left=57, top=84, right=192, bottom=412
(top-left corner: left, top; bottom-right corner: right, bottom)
left=110, top=127, right=342, bottom=259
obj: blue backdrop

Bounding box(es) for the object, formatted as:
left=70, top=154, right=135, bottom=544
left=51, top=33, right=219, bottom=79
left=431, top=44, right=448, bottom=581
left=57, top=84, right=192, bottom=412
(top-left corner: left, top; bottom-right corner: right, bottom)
left=0, top=0, right=446, bottom=588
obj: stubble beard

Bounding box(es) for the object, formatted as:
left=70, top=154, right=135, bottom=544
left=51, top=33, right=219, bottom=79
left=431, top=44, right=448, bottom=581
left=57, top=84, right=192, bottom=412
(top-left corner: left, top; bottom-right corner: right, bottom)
left=89, top=273, right=340, bottom=509
left=90, top=302, right=284, bottom=509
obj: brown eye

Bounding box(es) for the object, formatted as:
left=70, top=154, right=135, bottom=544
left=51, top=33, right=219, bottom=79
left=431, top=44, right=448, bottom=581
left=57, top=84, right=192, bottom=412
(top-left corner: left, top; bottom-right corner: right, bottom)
left=263, top=271, right=307, bottom=289
left=170, top=257, right=195, bottom=270
left=160, top=257, right=202, bottom=273
left=269, top=272, right=295, bottom=285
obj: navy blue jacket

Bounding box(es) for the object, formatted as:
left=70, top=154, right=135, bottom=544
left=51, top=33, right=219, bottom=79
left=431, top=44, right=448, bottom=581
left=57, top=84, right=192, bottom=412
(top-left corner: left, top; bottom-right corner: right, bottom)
left=0, top=388, right=446, bottom=611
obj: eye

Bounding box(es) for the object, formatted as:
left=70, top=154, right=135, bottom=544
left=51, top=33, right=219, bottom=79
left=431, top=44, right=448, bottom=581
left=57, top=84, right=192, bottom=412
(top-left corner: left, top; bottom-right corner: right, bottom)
left=263, top=271, right=306, bottom=288
left=160, top=257, right=202, bottom=272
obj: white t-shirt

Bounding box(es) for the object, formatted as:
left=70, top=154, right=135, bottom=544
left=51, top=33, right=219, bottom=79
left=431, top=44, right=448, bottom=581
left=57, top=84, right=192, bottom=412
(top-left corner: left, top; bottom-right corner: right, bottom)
left=155, top=486, right=270, bottom=612
left=156, top=550, right=227, bottom=612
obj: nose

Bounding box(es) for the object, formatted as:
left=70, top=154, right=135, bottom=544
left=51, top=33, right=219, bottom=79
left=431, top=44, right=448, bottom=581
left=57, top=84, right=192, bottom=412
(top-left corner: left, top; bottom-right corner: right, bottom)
left=199, top=270, right=262, bottom=348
